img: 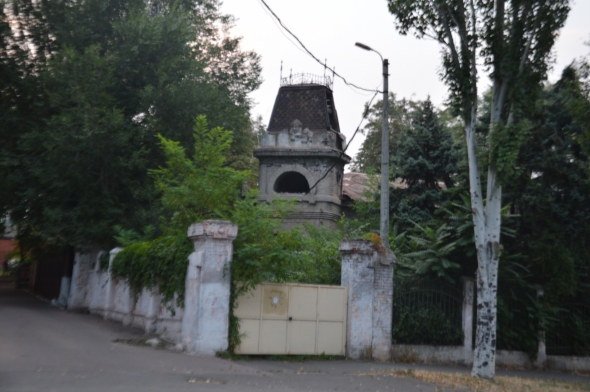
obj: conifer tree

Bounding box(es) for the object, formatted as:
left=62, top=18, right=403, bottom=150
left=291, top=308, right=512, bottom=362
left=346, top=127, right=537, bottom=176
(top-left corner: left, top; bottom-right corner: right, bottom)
left=391, top=99, right=460, bottom=227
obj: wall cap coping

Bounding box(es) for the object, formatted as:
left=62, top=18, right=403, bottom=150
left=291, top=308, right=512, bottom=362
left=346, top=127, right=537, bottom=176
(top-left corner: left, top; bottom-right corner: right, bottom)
left=380, top=248, right=397, bottom=266
left=187, top=220, right=238, bottom=241
left=254, top=148, right=352, bottom=163
left=109, top=247, right=124, bottom=256
left=339, top=239, right=376, bottom=255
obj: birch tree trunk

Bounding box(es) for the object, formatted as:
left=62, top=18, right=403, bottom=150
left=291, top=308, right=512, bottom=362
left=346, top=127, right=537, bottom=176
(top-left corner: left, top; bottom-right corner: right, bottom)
left=471, top=166, right=502, bottom=378
left=387, top=0, right=569, bottom=380
left=463, top=103, right=502, bottom=378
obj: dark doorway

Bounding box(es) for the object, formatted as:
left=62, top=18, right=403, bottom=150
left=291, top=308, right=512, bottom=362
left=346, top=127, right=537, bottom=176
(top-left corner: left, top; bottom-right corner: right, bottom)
left=274, top=172, right=310, bottom=194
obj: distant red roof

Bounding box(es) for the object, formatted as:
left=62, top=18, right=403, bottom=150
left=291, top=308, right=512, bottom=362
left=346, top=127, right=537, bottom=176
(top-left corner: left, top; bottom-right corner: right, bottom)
left=342, top=172, right=408, bottom=201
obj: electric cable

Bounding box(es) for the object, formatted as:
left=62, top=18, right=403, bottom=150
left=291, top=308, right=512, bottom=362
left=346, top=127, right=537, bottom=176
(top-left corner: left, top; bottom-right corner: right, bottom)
left=257, top=0, right=381, bottom=94
left=257, top=2, right=309, bottom=57
left=308, top=91, right=379, bottom=193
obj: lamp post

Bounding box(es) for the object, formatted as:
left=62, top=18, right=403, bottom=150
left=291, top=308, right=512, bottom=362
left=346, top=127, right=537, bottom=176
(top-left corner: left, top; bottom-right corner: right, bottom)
left=355, top=42, right=389, bottom=249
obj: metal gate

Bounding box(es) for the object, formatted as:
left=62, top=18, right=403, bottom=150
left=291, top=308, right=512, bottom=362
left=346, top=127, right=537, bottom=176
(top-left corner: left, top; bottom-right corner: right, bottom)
left=234, top=283, right=347, bottom=355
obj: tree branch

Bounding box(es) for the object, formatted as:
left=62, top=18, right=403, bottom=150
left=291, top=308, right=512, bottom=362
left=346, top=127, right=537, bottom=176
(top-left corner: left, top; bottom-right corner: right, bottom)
left=437, top=4, right=462, bottom=73
left=448, top=5, right=469, bottom=45
left=423, top=31, right=453, bottom=50
left=469, top=0, right=478, bottom=103
left=518, top=0, right=545, bottom=77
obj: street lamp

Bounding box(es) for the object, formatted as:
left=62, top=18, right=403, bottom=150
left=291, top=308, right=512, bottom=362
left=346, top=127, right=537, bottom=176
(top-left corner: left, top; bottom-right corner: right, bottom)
left=355, top=42, right=389, bottom=249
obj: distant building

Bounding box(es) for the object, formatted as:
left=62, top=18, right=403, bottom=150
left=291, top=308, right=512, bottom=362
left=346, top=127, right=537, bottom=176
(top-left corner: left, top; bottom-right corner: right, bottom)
left=254, top=74, right=350, bottom=229
left=1, top=217, right=17, bottom=270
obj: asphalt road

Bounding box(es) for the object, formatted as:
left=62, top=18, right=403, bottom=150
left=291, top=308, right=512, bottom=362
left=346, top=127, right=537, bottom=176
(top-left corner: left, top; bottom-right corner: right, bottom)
left=1, top=277, right=587, bottom=392
left=0, top=278, right=439, bottom=392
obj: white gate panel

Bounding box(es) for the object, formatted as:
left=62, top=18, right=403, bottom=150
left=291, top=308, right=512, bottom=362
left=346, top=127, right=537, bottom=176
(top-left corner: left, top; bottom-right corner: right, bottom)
left=235, top=283, right=347, bottom=355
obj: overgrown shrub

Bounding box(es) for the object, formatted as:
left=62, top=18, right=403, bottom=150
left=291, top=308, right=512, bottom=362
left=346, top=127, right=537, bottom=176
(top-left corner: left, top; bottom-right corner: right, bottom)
left=109, top=115, right=345, bottom=352
left=111, top=234, right=193, bottom=307
left=111, top=115, right=249, bottom=307
left=227, top=199, right=344, bottom=351
left=392, top=306, right=463, bottom=346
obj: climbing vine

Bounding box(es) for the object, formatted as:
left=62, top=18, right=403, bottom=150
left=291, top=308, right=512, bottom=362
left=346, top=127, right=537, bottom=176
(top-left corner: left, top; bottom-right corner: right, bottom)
left=111, top=234, right=193, bottom=307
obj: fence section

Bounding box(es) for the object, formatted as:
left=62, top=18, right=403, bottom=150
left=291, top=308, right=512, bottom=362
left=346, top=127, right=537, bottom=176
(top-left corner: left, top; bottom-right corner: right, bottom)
left=393, top=275, right=590, bottom=370
left=546, top=303, right=590, bottom=357
left=392, top=277, right=463, bottom=346
left=491, top=285, right=539, bottom=354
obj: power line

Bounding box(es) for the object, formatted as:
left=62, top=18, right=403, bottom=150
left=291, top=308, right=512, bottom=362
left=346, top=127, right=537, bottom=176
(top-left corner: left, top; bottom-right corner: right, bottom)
left=257, top=0, right=381, bottom=94
left=308, top=91, right=379, bottom=193
left=256, top=2, right=309, bottom=57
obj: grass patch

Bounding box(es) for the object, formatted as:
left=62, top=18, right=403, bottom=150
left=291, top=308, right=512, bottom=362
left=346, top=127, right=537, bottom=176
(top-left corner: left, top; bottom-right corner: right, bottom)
left=359, top=369, right=590, bottom=392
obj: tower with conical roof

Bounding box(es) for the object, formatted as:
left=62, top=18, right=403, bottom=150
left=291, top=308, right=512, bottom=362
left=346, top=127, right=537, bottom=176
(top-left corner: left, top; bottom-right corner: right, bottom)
left=254, top=74, right=350, bottom=229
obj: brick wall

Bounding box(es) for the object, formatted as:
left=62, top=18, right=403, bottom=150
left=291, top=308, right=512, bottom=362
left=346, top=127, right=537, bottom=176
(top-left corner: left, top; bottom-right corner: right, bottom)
left=340, top=240, right=395, bottom=361
left=0, top=238, right=16, bottom=265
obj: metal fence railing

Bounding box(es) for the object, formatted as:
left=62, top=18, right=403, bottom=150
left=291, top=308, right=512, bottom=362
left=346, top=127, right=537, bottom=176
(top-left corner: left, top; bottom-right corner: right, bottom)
left=392, top=277, right=463, bottom=346
left=546, top=303, right=590, bottom=356
left=493, top=286, right=538, bottom=352
left=280, top=73, right=333, bottom=89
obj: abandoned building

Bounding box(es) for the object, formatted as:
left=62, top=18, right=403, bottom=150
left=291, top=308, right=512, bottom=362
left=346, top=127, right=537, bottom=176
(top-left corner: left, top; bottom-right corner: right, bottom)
left=254, top=74, right=350, bottom=229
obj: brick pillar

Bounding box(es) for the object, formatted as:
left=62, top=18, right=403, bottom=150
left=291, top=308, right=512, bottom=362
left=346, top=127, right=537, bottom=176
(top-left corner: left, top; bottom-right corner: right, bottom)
left=104, top=247, right=122, bottom=319
left=461, top=276, right=475, bottom=364
left=182, top=220, right=237, bottom=355
left=373, top=248, right=395, bottom=361
left=142, top=287, right=161, bottom=334
left=340, top=239, right=395, bottom=361
left=67, top=250, right=97, bottom=309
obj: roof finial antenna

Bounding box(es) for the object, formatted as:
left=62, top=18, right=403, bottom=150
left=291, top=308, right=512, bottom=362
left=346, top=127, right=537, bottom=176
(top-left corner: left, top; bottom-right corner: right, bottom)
left=280, top=60, right=283, bottom=82
left=290, top=68, right=292, bottom=85
left=324, top=58, right=327, bottom=78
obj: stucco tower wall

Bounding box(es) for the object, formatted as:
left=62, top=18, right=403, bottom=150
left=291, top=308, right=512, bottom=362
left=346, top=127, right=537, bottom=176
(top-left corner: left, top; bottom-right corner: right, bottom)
left=254, top=83, right=350, bottom=230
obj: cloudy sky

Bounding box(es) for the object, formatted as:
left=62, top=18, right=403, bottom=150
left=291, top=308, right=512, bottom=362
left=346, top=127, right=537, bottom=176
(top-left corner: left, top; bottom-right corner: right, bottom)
left=220, top=0, right=590, bottom=163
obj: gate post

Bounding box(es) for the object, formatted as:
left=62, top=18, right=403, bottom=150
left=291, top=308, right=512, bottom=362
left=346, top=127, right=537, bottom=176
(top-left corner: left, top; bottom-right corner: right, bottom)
left=183, top=220, right=238, bottom=355
left=373, top=248, right=395, bottom=361
left=340, top=239, right=395, bottom=361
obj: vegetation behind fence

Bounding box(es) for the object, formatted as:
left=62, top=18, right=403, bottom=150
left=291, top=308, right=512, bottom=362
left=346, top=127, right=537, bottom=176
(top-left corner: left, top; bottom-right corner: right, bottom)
left=546, top=303, right=590, bottom=357
left=493, top=285, right=540, bottom=357
left=392, top=277, right=463, bottom=346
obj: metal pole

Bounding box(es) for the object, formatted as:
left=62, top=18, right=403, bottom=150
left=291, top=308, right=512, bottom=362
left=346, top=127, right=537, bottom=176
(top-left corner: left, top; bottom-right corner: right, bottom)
left=354, top=42, right=389, bottom=248
left=380, top=59, right=389, bottom=249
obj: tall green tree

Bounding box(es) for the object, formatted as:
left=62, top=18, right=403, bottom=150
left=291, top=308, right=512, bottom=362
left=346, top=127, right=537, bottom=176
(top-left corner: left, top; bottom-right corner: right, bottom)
left=503, top=65, right=590, bottom=301
left=352, top=93, right=416, bottom=173
left=391, top=98, right=461, bottom=226
left=0, top=0, right=261, bottom=251
left=387, top=0, right=570, bottom=378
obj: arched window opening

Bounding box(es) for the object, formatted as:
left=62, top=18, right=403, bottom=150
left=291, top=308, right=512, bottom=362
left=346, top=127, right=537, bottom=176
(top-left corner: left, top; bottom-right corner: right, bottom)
left=274, top=171, right=310, bottom=194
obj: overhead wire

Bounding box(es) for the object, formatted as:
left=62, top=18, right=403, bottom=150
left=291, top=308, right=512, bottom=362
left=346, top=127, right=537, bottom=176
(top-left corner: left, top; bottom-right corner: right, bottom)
left=257, top=0, right=382, bottom=94
left=308, top=90, right=379, bottom=193
left=256, top=2, right=309, bottom=57
left=254, top=0, right=383, bottom=192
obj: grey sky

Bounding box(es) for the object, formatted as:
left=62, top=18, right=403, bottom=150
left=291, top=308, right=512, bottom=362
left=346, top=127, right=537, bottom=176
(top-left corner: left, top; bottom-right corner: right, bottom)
left=220, top=0, right=590, bottom=162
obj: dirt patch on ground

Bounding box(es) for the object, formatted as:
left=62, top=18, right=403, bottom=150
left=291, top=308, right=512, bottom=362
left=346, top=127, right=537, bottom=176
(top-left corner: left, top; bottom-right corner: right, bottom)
left=359, top=369, right=590, bottom=392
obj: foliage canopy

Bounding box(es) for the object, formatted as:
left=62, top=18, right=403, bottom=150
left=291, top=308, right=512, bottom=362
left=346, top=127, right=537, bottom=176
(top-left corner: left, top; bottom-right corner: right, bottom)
left=0, top=0, right=261, bottom=251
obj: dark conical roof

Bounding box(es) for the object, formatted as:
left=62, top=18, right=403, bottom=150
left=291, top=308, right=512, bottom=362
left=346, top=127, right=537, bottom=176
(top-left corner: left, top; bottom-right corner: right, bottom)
left=267, top=84, right=340, bottom=133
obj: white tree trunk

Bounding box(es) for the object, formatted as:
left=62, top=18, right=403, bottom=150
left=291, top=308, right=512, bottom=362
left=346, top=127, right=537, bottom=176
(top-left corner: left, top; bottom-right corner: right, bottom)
left=468, top=88, right=504, bottom=379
